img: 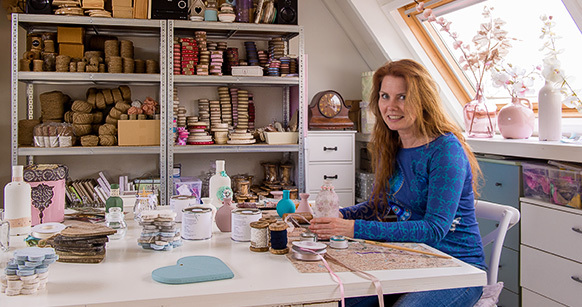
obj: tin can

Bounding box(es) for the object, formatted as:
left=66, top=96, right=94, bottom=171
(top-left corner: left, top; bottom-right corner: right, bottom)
left=231, top=208, right=262, bottom=242
left=182, top=206, right=212, bottom=240
left=170, top=195, right=198, bottom=222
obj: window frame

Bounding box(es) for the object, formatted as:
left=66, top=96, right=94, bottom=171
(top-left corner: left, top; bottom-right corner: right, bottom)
left=398, top=0, right=582, bottom=117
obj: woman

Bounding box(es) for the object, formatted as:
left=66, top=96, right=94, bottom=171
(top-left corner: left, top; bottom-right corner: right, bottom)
left=309, top=59, right=485, bottom=307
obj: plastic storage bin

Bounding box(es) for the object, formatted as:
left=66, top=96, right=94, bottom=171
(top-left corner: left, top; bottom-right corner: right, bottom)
left=522, top=162, right=582, bottom=208
left=174, top=177, right=202, bottom=203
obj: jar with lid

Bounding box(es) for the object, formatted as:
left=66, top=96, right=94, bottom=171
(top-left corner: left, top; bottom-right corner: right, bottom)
left=133, top=189, right=156, bottom=222
left=105, top=207, right=127, bottom=240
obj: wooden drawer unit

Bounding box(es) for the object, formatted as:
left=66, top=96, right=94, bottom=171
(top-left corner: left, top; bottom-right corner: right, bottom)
left=521, top=200, right=582, bottom=263
left=306, top=164, right=354, bottom=191
left=521, top=288, right=566, bottom=307
left=307, top=134, right=354, bottom=162
left=306, top=131, right=356, bottom=207
left=520, top=199, right=582, bottom=306
left=520, top=245, right=582, bottom=307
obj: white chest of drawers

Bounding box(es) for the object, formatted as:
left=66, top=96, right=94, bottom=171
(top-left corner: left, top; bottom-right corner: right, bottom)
left=305, top=131, right=356, bottom=207
left=520, top=198, right=582, bottom=306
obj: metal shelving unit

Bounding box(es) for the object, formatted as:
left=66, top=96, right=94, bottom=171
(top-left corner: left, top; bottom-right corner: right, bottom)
left=10, top=13, right=169, bottom=202
left=11, top=14, right=306, bottom=205
left=167, top=20, right=305, bottom=200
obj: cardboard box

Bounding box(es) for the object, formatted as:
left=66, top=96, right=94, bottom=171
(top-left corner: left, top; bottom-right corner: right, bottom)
left=112, top=0, right=132, bottom=7
left=118, top=120, right=160, bottom=146
left=57, top=27, right=85, bottom=44
left=59, top=43, right=85, bottom=59
left=113, top=7, right=134, bottom=18
left=133, top=0, right=149, bottom=19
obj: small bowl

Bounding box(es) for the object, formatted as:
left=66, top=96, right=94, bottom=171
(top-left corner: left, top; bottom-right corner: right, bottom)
left=218, top=13, right=236, bottom=23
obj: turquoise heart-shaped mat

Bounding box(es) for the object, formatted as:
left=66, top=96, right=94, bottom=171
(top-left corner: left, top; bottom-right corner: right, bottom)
left=152, top=255, right=234, bottom=284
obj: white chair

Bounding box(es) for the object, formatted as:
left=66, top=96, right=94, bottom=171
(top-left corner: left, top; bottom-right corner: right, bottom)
left=473, top=200, right=521, bottom=307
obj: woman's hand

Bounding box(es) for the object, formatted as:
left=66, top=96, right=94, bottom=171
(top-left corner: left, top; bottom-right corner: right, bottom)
left=308, top=217, right=355, bottom=240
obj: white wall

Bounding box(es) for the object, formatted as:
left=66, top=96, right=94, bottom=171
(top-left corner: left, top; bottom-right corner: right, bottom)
left=0, top=0, right=371, bottom=205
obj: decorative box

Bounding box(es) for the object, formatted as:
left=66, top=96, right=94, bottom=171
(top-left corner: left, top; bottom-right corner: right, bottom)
left=355, top=171, right=374, bottom=201
left=23, top=164, right=68, bottom=226
left=174, top=177, right=202, bottom=203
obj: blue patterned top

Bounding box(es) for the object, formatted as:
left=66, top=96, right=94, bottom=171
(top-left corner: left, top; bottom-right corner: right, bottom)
left=341, top=133, right=486, bottom=269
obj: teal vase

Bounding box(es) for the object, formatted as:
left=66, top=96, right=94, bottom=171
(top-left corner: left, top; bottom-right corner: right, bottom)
left=276, top=190, right=295, bottom=218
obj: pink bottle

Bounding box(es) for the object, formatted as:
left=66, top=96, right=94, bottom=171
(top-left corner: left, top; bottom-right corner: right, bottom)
left=296, top=193, right=313, bottom=215
left=497, top=97, right=535, bottom=139
left=215, top=197, right=234, bottom=232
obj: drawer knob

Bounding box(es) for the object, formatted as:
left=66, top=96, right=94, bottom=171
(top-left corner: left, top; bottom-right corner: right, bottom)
left=323, top=146, right=338, bottom=151
left=571, top=276, right=582, bottom=284
left=495, top=182, right=502, bottom=187
left=324, top=175, right=338, bottom=180
left=572, top=227, right=582, bottom=234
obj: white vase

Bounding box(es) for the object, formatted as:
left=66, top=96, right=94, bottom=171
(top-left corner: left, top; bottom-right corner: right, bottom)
left=209, top=160, right=232, bottom=209
left=538, top=81, right=562, bottom=141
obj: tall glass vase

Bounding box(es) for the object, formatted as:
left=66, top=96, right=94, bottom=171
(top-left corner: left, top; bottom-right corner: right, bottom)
left=463, top=86, right=497, bottom=138
left=538, top=81, right=563, bottom=141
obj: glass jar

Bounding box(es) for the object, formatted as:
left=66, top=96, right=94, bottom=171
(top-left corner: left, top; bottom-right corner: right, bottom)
left=105, top=207, right=127, bottom=240
left=133, top=190, right=156, bottom=222
left=0, top=209, right=10, bottom=252
left=463, top=86, right=497, bottom=138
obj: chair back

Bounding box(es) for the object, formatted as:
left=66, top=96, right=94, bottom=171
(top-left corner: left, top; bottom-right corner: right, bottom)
left=474, top=200, right=520, bottom=285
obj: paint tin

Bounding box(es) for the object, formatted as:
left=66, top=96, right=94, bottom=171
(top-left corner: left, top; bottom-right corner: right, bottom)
left=181, top=206, right=212, bottom=240
left=170, top=195, right=198, bottom=222
left=231, top=208, right=262, bottom=242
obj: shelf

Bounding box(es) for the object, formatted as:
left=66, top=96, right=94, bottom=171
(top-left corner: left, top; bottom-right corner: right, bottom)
left=18, top=72, right=161, bottom=85
left=15, top=14, right=163, bottom=36
left=466, top=134, right=582, bottom=163
left=173, top=20, right=301, bottom=40
left=173, top=75, right=299, bottom=86
left=173, top=144, right=300, bottom=154
left=18, top=146, right=160, bottom=156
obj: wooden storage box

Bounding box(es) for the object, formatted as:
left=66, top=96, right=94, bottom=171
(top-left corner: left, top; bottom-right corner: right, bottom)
left=118, top=120, right=160, bottom=146
left=264, top=132, right=298, bottom=144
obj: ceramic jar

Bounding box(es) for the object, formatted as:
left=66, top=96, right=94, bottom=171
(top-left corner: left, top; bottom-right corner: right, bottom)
left=463, top=86, right=497, bottom=138
left=538, top=81, right=563, bottom=141
left=215, top=197, right=234, bottom=232
left=313, top=180, right=340, bottom=218
left=497, top=97, right=535, bottom=139
left=296, top=193, right=313, bottom=215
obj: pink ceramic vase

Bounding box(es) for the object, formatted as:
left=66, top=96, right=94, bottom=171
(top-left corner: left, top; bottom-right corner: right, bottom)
left=296, top=193, right=313, bottom=215
left=497, top=97, right=535, bottom=139
left=215, top=197, right=234, bottom=232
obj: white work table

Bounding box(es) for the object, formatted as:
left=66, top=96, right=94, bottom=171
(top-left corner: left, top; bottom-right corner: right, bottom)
left=2, top=220, right=486, bottom=307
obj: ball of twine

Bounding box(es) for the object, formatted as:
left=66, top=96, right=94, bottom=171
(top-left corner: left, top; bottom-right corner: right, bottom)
left=20, top=59, right=31, bottom=71
left=119, top=85, right=131, bottom=101
left=69, top=61, right=77, bottom=72
left=95, top=92, right=106, bottom=109
left=44, top=40, right=55, bottom=53
left=104, top=40, right=120, bottom=58
left=72, top=124, right=92, bottom=136
left=92, top=111, right=103, bottom=124
left=80, top=135, right=99, bottom=146
left=114, top=101, right=131, bottom=113
left=33, top=59, right=44, bottom=72
left=107, top=56, right=122, bottom=73
left=71, top=100, right=93, bottom=114
left=99, top=123, right=117, bottom=135
left=42, top=53, right=56, bottom=71
left=102, top=89, right=114, bottom=105
left=111, top=88, right=124, bottom=103
left=98, top=63, right=106, bottom=72
left=64, top=111, right=74, bottom=123
left=123, top=57, right=134, bottom=73
left=99, top=134, right=117, bottom=146
left=73, top=112, right=94, bottom=124
left=134, top=59, right=146, bottom=73
left=146, top=59, right=159, bottom=73
left=108, top=106, right=123, bottom=119
left=55, top=55, right=71, bottom=72
left=77, top=61, right=86, bottom=72
left=120, top=40, right=134, bottom=58
left=105, top=115, right=118, bottom=125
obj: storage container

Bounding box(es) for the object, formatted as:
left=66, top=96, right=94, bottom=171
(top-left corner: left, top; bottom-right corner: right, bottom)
left=264, top=131, right=298, bottom=144
left=522, top=162, right=582, bottom=208
left=522, top=162, right=552, bottom=202
left=174, top=176, right=202, bottom=203
left=24, top=164, right=68, bottom=226
left=231, top=66, right=263, bottom=77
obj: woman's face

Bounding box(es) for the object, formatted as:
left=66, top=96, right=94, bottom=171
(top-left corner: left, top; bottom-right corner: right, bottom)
left=378, top=75, right=417, bottom=135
